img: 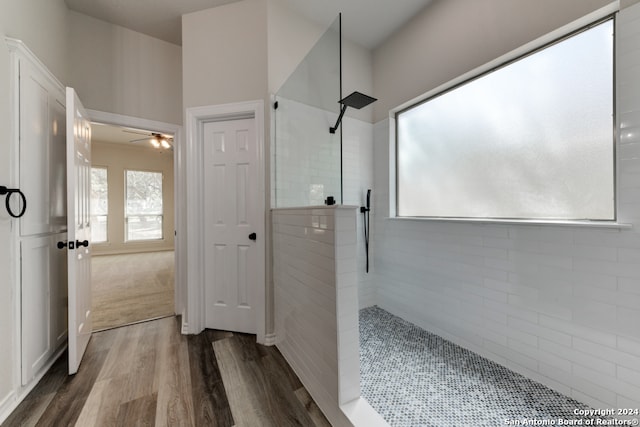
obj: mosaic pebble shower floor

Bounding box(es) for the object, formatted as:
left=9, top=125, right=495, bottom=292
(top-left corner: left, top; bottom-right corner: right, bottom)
left=359, top=306, right=600, bottom=427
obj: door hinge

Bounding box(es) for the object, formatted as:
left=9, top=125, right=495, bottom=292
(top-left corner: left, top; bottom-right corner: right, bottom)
left=273, top=101, right=278, bottom=110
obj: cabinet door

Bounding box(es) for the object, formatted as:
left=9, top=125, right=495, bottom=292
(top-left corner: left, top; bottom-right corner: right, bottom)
left=20, top=234, right=68, bottom=385
left=20, top=236, right=52, bottom=385
left=19, top=60, right=50, bottom=236
left=19, top=59, right=67, bottom=237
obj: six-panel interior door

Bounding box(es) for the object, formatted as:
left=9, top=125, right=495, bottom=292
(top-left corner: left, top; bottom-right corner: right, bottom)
left=66, top=87, right=92, bottom=375
left=203, top=118, right=260, bottom=334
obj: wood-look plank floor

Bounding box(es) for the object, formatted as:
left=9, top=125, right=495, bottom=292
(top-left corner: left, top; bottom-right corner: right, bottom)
left=2, top=317, right=331, bottom=427
left=91, top=251, right=175, bottom=331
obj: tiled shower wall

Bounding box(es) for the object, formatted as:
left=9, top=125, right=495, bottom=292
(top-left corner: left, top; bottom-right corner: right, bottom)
left=271, top=98, right=376, bottom=308
left=271, top=98, right=341, bottom=208
left=370, top=4, right=640, bottom=410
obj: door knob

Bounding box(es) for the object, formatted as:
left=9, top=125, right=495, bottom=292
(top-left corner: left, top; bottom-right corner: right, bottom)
left=76, top=239, right=89, bottom=248
left=57, top=241, right=67, bottom=249
left=248, top=232, right=257, bottom=241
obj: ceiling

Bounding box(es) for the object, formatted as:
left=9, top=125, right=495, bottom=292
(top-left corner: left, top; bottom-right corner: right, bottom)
left=64, top=0, right=432, bottom=49
left=91, top=122, right=173, bottom=151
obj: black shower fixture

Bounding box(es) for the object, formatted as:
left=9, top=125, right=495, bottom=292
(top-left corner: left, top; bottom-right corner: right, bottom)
left=329, top=91, right=377, bottom=134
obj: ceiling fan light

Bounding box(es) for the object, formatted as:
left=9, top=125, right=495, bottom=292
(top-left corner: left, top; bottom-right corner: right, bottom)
left=160, top=139, right=171, bottom=149
left=150, top=137, right=160, bottom=148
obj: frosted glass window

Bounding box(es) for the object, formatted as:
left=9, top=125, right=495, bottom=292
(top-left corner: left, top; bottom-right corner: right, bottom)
left=125, top=170, right=163, bottom=241
left=90, top=167, right=108, bottom=243
left=397, top=19, right=614, bottom=220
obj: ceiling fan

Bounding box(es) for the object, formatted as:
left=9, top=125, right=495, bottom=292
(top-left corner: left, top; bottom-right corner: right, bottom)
left=123, top=129, right=173, bottom=150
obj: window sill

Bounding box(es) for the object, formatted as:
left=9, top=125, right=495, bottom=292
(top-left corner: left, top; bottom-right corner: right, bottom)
left=388, top=216, right=632, bottom=229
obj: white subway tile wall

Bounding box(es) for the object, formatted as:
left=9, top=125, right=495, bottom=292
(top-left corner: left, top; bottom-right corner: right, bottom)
left=273, top=206, right=359, bottom=427
left=370, top=3, right=640, bottom=411
left=270, top=98, right=376, bottom=309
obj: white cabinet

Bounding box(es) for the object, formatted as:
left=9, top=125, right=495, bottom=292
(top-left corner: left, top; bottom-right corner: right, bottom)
left=20, top=233, right=67, bottom=384
left=7, top=39, right=69, bottom=386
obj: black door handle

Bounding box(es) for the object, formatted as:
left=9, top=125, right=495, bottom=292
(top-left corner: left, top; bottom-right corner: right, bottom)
left=76, top=240, right=89, bottom=248
left=248, top=232, right=257, bottom=241
left=57, top=241, right=67, bottom=249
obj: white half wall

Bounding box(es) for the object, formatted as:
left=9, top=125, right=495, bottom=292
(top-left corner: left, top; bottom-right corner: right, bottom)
left=273, top=206, right=359, bottom=426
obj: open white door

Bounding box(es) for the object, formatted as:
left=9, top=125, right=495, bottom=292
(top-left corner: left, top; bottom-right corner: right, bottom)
left=66, top=87, right=92, bottom=375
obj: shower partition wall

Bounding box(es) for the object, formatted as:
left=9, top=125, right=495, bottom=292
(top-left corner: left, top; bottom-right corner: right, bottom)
left=272, top=15, right=341, bottom=208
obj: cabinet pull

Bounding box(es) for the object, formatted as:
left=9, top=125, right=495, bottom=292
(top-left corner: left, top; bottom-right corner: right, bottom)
left=0, top=186, right=27, bottom=218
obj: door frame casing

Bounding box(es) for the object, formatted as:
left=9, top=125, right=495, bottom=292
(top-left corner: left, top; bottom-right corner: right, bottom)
left=86, top=109, right=184, bottom=318
left=184, top=100, right=266, bottom=343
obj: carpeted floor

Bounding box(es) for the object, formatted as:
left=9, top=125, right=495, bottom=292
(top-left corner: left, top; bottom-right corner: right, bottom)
left=91, top=251, right=175, bottom=331
left=359, top=306, right=602, bottom=427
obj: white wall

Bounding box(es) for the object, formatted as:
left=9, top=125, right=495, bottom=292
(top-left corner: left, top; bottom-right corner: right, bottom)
left=182, top=0, right=269, bottom=109
left=91, top=141, right=175, bottom=255
left=68, top=11, right=182, bottom=125
left=0, top=0, right=69, bottom=83
left=267, top=0, right=374, bottom=123
left=372, top=0, right=615, bottom=122
left=371, top=1, right=640, bottom=410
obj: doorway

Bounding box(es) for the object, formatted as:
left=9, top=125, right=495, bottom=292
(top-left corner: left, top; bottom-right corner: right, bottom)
left=184, top=100, right=266, bottom=341
left=87, top=110, right=183, bottom=331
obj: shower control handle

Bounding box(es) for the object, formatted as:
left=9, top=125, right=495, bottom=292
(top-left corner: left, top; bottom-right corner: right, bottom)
left=248, top=232, right=257, bottom=241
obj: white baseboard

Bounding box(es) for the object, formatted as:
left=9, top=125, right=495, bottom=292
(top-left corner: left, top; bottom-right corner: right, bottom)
left=181, top=316, right=189, bottom=335
left=263, top=333, right=277, bottom=346
left=0, top=390, right=17, bottom=426
left=0, top=345, right=66, bottom=425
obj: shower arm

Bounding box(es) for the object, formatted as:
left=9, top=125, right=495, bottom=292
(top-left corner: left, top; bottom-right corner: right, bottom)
left=329, top=104, right=348, bottom=134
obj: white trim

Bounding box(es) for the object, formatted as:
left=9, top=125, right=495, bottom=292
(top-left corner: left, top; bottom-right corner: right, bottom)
left=387, top=117, right=397, bottom=218
left=87, top=109, right=180, bottom=134
left=387, top=217, right=632, bottom=229
left=0, top=346, right=66, bottom=425
left=263, top=333, right=277, bottom=346
left=5, top=38, right=64, bottom=90
left=87, top=109, right=184, bottom=319
left=185, top=100, right=266, bottom=344
left=0, top=391, right=17, bottom=426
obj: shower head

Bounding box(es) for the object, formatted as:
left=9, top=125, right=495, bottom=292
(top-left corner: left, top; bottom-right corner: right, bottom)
left=330, top=91, right=377, bottom=133
left=339, top=91, right=377, bottom=109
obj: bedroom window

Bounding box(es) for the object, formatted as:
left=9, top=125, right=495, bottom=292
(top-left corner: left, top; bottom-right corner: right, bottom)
left=125, top=170, right=163, bottom=241
left=396, top=19, right=614, bottom=221
left=90, top=167, right=108, bottom=243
